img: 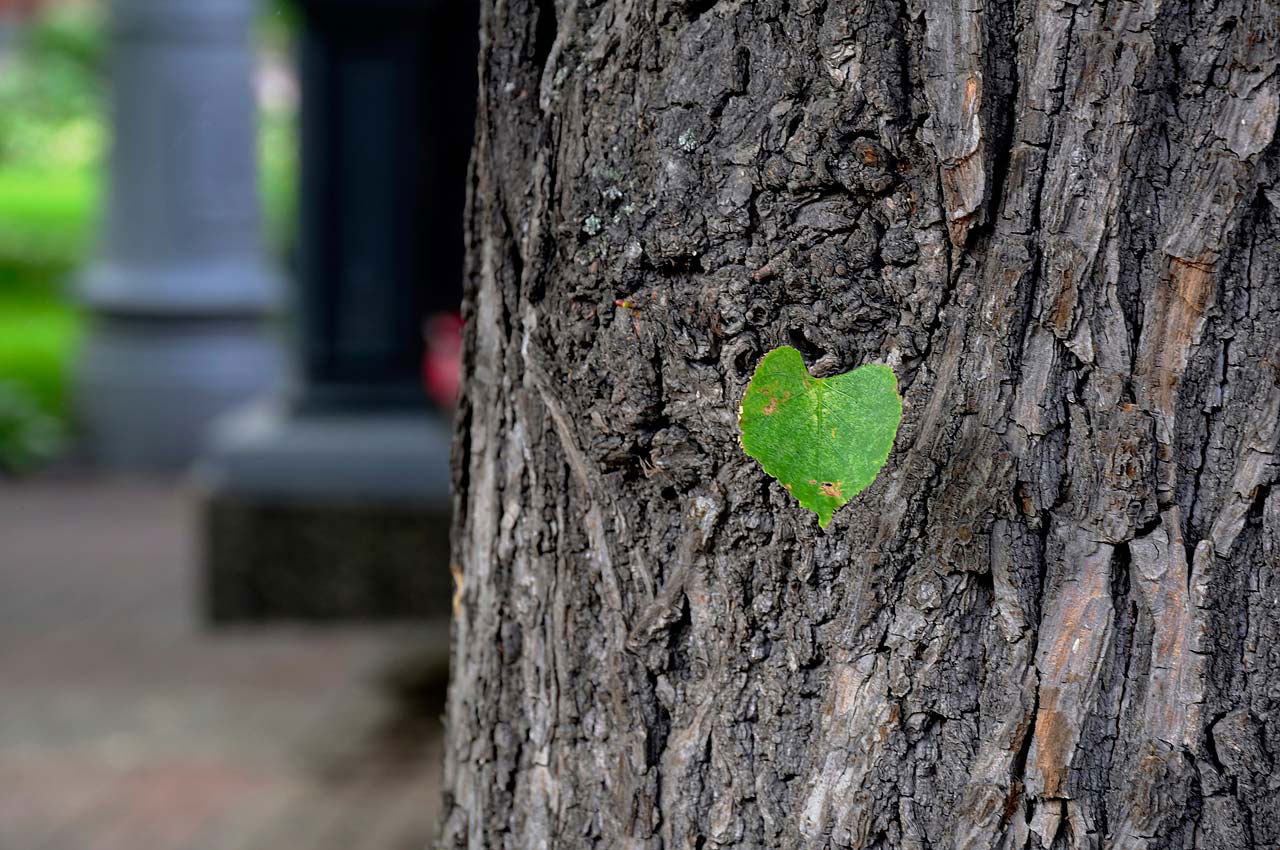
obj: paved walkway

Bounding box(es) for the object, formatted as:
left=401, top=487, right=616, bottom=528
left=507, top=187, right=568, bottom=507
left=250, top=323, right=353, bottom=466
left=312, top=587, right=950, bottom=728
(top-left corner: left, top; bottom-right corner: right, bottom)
left=0, top=476, right=448, bottom=850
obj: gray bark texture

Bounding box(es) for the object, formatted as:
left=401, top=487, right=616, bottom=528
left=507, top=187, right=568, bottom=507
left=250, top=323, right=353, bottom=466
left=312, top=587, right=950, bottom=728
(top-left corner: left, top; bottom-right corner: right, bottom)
left=440, top=0, right=1280, bottom=846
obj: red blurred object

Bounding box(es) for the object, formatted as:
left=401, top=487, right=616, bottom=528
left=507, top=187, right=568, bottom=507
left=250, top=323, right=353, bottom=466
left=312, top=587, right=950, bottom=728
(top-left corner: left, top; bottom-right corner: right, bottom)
left=422, top=312, right=463, bottom=409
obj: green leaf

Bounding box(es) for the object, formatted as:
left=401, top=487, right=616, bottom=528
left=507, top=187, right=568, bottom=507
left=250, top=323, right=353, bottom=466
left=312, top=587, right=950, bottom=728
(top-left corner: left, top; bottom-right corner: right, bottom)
left=738, top=346, right=902, bottom=528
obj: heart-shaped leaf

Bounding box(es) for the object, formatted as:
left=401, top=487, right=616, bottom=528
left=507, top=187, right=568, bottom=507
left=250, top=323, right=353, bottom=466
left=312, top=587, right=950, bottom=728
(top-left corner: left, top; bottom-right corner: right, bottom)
left=738, top=346, right=902, bottom=528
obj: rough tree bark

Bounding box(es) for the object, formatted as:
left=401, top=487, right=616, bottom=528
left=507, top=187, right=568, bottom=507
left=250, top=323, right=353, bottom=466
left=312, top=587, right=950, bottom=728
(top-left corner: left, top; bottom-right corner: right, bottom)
left=440, top=0, right=1280, bottom=846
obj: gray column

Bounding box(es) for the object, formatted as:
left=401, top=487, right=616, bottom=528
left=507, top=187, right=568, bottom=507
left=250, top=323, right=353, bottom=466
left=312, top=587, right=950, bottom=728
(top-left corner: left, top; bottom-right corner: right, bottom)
left=76, top=0, right=283, bottom=469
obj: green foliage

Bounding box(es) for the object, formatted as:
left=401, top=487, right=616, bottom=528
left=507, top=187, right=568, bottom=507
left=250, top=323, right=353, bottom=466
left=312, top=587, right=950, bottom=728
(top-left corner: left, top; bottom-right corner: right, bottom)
left=0, top=4, right=98, bottom=472
left=739, top=346, right=902, bottom=528
left=0, top=1, right=106, bottom=174
left=0, top=379, right=64, bottom=475
left=0, top=1, right=106, bottom=268
left=0, top=168, right=100, bottom=267
left=0, top=285, right=83, bottom=419
left=260, top=110, right=297, bottom=256
left=257, top=1, right=303, bottom=49
left=256, top=1, right=302, bottom=256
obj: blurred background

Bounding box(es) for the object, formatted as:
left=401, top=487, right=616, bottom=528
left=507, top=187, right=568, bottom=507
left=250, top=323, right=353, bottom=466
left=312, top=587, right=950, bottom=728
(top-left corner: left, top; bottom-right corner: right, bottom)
left=0, top=0, right=475, bottom=846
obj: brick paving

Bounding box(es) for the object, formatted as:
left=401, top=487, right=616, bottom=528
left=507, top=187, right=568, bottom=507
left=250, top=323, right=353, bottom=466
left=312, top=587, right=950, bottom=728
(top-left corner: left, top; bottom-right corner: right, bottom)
left=0, top=476, right=448, bottom=850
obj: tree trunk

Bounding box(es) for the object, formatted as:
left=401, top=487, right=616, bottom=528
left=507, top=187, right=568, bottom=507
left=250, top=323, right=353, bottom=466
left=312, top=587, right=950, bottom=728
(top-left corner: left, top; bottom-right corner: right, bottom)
left=439, top=0, right=1280, bottom=846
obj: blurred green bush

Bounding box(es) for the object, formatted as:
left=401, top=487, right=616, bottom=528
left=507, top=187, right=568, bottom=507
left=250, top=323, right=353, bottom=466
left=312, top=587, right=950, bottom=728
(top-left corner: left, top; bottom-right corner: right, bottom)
left=0, top=2, right=101, bottom=471
left=0, top=377, right=63, bottom=474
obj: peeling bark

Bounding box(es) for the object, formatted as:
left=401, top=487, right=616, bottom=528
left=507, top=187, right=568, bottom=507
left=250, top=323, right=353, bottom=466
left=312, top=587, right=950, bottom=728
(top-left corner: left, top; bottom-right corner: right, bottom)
left=440, top=0, right=1280, bottom=847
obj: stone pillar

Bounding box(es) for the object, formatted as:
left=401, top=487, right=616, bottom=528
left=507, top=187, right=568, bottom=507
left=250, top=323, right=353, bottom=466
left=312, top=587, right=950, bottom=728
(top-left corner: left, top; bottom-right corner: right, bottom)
left=76, top=0, right=283, bottom=469
left=198, top=0, right=477, bottom=621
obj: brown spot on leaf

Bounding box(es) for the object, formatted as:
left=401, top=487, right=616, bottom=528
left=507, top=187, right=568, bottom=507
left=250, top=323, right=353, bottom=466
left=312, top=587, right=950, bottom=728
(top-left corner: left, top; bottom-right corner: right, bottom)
left=819, top=481, right=843, bottom=499
left=762, top=397, right=778, bottom=415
